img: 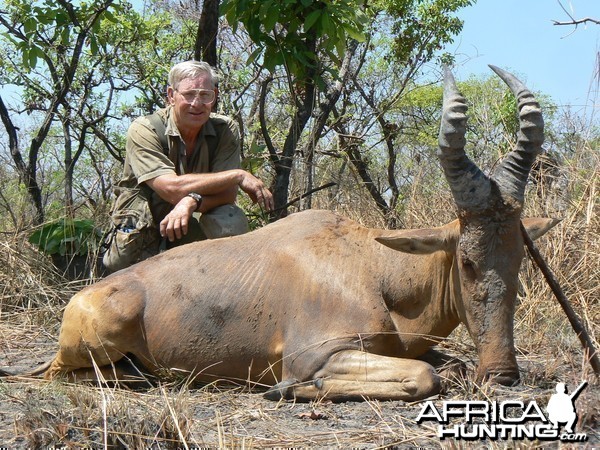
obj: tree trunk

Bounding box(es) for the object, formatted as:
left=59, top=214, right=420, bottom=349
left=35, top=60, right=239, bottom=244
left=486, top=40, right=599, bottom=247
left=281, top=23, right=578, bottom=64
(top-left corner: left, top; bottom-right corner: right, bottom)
left=0, top=96, right=44, bottom=224
left=302, top=40, right=359, bottom=210
left=258, top=76, right=315, bottom=220
left=64, top=126, right=74, bottom=219
left=194, top=0, right=219, bottom=66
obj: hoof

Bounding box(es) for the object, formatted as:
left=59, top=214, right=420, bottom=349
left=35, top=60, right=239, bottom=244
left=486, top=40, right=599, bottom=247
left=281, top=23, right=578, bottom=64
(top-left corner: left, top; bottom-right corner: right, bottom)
left=479, top=369, right=520, bottom=387
left=492, top=372, right=520, bottom=387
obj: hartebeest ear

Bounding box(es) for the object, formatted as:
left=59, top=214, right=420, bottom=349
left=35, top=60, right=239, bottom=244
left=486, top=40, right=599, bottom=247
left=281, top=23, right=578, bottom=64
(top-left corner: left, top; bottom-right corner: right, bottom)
left=375, top=225, right=457, bottom=255
left=521, top=217, right=561, bottom=241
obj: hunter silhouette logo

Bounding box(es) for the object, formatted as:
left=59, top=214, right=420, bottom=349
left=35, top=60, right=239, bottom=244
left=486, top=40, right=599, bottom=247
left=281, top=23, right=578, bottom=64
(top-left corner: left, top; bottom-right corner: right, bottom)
left=546, top=381, right=587, bottom=434
left=416, top=380, right=588, bottom=442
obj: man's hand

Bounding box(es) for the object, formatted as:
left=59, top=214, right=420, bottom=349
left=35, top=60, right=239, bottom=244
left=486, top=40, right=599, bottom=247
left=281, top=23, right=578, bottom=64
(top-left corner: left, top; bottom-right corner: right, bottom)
left=238, top=171, right=274, bottom=211
left=159, top=196, right=197, bottom=242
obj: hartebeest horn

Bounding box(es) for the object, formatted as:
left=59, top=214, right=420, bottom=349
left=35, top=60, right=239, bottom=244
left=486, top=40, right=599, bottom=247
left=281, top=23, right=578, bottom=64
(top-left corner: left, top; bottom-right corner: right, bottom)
left=489, top=65, right=544, bottom=203
left=438, top=66, right=490, bottom=210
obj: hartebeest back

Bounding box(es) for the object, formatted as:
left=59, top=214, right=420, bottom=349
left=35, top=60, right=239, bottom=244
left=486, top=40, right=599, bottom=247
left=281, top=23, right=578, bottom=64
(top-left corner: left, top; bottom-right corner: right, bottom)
left=3, top=67, right=558, bottom=401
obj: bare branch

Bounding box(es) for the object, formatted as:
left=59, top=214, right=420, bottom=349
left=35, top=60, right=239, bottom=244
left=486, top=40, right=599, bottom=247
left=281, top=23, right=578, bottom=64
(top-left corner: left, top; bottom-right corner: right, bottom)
left=553, top=0, right=599, bottom=28
left=552, top=17, right=600, bottom=26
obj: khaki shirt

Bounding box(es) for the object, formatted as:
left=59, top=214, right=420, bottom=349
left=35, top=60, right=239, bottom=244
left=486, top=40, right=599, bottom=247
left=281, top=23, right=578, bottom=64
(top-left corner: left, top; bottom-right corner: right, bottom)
left=114, top=106, right=241, bottom=225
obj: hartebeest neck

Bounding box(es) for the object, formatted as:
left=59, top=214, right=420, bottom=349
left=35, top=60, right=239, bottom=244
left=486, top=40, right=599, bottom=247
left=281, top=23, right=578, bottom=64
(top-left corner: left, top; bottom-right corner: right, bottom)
left=375, top=236, right=462, bottom=358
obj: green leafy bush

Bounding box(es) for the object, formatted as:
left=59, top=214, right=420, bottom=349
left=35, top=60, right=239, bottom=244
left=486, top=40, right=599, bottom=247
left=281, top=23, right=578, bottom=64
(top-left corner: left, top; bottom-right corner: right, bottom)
left=28, top=219, right=103, bottom=256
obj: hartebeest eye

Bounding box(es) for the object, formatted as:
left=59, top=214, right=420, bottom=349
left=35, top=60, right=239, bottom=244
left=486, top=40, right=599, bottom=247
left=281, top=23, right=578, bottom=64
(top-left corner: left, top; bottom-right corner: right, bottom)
left=461, top=257, right=478, bottom=279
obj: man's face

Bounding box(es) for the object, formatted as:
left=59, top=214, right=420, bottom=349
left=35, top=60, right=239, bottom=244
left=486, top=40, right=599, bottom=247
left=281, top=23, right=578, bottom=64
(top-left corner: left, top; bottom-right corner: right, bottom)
left=167, top=74, right=216, bottom=136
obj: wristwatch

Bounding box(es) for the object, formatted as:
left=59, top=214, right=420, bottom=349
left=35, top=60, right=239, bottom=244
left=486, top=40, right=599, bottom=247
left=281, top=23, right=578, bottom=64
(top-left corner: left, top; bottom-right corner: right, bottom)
left=186, top=192, right=203, bottom=209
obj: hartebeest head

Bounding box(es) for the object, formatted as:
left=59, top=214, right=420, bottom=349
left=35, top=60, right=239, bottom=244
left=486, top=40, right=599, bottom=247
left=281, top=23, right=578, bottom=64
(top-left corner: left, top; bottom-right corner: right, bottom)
left=438, top=65, right=545, bottom=385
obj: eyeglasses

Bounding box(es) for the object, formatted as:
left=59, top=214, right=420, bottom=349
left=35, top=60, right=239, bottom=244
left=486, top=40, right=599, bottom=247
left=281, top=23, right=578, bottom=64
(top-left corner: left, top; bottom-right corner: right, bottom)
left=176, top=89, right=215, bottom=104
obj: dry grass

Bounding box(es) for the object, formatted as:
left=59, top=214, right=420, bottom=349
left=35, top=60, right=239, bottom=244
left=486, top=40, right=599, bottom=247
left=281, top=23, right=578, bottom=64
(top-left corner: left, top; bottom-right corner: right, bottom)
left=0, top=148, right=598, bottom=448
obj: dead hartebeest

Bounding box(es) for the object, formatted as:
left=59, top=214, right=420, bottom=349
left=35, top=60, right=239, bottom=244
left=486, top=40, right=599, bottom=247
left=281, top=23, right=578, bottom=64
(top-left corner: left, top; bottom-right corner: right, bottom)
left=4, top=66, right=558, bottom=401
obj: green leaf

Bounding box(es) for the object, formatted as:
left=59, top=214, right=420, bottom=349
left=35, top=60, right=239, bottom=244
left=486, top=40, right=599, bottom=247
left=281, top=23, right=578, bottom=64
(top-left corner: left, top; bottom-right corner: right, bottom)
left=343, top=23, right=365, bottom=42
left=319, top=11, right=332, bottom=34
left=263, top=47, right=284, bottom=72
left=259, top=0, right=273, bottom=19
left=23, top=18, right=37, bottom=35
left=249, top=141, right=267, bottom=155
left=20, top=44, right=45, bottom=70
left=242, top=155, right=265, bottom=171
left=246, top=46, right=263, bottom=66
left=333, top=38, right=344, bottom=62
left=263, top=5, right=279, bottom=32
left=27, top=48, right=38, bottom=69
left=60, top=26, right=70, bottom=47
left=304, top=9, right=321, bottom=31
left=102, top=9, right=119, bottom=24
left=219, top=0, right=233, bottom=15
left=89, top=35, right=99, bottom=55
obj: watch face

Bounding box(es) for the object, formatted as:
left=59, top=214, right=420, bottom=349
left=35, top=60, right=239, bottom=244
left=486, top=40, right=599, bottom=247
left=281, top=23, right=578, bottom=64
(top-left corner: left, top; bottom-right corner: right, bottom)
left=188, top=193, right=202, bottom=204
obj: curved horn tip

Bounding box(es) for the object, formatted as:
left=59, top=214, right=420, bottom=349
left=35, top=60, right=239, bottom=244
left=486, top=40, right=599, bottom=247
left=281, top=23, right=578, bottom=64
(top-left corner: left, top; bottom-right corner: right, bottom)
left=488, top=64, right=502, bottom=74
left=488, top=64, right=509, bottom=78
left=442, top=65, right=457, bottom=85
left=488, top=64, right=528, bottom=92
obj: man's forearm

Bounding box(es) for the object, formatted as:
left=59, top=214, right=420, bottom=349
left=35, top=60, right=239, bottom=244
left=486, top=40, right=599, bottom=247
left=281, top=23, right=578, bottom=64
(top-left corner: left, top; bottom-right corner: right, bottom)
left=146, top=170, right=244, bottom=205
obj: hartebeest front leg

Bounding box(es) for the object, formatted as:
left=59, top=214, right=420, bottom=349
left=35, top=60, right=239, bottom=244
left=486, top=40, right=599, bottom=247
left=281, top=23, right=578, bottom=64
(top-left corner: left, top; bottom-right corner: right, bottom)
left=265, top=350, right=440, bottom=402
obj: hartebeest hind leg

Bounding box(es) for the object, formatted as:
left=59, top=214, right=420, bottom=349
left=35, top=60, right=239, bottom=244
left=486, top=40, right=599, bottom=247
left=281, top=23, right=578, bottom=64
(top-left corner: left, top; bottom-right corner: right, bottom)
left=44, top=281, right=154, bottom=384
left=265, top=350, right=440, bottom=402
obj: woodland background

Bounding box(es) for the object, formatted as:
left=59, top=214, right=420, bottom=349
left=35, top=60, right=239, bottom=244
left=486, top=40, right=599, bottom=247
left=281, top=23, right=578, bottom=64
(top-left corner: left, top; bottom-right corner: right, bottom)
left=0, top=0, right=595, bottom=238
left=0, top=0, right=598, bottom=447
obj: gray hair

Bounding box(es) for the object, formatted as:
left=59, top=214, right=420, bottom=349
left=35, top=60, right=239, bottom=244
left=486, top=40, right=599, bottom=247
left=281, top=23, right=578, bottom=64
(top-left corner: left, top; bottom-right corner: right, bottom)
left=168, top=61, right=218, bottom=89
